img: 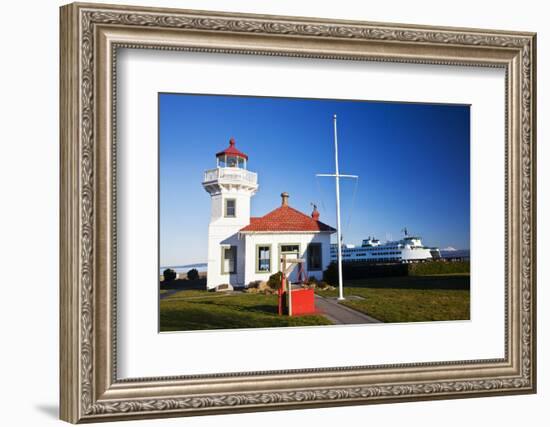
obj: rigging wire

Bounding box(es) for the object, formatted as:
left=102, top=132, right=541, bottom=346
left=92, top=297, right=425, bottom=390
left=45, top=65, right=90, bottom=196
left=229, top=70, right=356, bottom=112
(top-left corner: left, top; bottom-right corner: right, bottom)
left=315, top=173, right=359, bottom=244
left=315, top=175, right=328, bottom=212
left=344, top=176, right=360, bottom=237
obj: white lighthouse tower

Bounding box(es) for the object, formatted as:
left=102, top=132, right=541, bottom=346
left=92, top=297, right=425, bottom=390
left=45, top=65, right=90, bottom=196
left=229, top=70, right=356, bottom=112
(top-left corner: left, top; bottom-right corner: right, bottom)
left=202, top=138, right=258, bottom=289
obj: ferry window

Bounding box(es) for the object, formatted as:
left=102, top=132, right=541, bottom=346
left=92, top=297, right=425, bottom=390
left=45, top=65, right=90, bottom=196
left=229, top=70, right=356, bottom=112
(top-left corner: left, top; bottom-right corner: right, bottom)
left=308, top=243, right=322, bottom=271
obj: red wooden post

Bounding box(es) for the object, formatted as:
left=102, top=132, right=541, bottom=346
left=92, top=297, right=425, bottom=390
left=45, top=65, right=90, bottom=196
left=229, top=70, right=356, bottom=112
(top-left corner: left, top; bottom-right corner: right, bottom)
left=278, top=256, right=286, bottom=316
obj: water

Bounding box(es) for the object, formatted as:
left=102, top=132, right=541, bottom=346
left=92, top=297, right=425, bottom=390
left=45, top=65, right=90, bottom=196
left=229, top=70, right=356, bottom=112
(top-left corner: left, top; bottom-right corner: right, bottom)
left=440, top=249, right=470, bottom=259
left=159, top=263, right=207, bottom=275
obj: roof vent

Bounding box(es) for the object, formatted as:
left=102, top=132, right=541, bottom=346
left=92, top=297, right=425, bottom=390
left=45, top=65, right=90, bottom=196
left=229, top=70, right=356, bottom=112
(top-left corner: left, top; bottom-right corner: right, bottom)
left=281, top=192, right=289, bottom=206
left=311, top=203, right=320, bottom=221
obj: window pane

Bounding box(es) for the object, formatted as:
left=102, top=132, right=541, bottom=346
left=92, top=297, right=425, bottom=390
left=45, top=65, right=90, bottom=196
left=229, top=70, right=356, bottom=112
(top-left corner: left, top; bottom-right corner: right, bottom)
left=257, top=246, right=270, bottom=272
left=308, top=244, right=322, bottom=270
left=225, top=199, right=236, bottom=217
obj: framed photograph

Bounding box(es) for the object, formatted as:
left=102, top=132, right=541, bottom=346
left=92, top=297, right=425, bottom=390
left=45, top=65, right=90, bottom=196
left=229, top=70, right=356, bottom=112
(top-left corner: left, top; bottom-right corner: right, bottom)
left=60, top=2, right=537, bottom=423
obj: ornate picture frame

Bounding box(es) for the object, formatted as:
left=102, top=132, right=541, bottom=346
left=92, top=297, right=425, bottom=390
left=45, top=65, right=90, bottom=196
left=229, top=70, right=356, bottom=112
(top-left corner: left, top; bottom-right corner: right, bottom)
left=60, top=2, right=536, bottom=423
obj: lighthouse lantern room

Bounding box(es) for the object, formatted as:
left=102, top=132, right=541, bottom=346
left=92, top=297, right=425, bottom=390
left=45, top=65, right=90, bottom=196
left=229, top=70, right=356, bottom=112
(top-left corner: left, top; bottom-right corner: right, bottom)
left=216, top=137, right=248, bottom=168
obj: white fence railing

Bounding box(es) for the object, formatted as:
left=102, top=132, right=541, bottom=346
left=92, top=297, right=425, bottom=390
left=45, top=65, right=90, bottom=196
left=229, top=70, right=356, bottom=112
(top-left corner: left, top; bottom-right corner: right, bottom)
left=203, top=167, right=258, bottom=184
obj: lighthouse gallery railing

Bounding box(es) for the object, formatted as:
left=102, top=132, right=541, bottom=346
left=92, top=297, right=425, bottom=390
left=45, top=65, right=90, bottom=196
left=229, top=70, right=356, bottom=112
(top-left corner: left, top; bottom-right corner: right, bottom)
left=203, top=167, right=257, bottom=185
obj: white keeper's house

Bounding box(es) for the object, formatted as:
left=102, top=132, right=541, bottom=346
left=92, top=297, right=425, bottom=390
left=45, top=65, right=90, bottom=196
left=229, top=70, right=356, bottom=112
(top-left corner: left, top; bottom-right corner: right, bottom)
left=202, top=138, right=336, bottom=290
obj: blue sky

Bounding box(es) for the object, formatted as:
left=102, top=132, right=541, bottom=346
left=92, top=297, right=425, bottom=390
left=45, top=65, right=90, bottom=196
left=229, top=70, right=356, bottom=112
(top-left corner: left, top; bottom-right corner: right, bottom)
left=159, top=93, right=470, bottom=267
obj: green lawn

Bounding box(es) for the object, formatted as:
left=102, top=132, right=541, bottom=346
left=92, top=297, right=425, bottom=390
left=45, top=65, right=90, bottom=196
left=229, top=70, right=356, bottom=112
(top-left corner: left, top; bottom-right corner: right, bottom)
left=160, top=274, right=470, bottom=330
left=163, top=289, right=215, bottom=299
left=317, top=275, right=470, bottom=323
left=160, top=291, right=331, bottom=332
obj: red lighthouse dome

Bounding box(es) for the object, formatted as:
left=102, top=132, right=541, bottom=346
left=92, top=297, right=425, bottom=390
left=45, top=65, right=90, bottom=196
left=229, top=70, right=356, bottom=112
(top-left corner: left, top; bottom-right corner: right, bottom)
left=216, top=138, right=248, bottom=168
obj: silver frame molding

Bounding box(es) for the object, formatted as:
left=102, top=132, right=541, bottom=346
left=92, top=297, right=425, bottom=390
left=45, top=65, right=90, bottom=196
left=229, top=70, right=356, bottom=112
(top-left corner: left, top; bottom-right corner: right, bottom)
left=60, top=2, right=537, bottom=423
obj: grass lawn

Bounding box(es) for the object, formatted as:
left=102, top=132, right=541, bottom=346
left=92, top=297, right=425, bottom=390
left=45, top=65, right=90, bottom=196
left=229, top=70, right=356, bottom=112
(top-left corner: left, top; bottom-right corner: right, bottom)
left=160, top=291, right=332, bottom=332
left=163, top=289, right=215, bottom=299
left=317, top=275, right=470, bottom=323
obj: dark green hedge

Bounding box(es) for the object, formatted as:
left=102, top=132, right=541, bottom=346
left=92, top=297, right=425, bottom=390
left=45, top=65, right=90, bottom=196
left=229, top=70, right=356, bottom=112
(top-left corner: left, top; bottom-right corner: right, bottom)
left=408, top=261, right=470, bottom=276
left=322, top=261, right=470, bottom=284
left=323, top=262, right=408, bottom=284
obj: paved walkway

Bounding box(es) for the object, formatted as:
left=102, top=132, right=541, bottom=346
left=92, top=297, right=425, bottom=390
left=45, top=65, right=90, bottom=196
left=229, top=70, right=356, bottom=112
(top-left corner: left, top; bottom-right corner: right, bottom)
left=160, top=289, right=180, bottom=300
left=315, top=294, right=381, bottom=324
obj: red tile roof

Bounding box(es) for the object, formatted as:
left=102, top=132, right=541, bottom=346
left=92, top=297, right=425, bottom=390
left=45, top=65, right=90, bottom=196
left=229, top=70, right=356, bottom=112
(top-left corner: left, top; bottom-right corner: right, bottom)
left=216, top=138, right=248, bottom=160
left=240, top=205, right=336, bottom=233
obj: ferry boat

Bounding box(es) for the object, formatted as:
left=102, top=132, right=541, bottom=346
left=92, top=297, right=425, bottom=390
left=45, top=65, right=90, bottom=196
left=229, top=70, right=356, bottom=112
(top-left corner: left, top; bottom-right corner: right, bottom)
left=330, top=229, right=441, bottom=263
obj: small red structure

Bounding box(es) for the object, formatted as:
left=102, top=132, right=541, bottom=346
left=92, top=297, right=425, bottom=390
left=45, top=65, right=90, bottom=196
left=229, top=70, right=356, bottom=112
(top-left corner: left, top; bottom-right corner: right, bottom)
left=278, top=255, right=316, bottom=316
left=289, top=288, right=316, bottom=315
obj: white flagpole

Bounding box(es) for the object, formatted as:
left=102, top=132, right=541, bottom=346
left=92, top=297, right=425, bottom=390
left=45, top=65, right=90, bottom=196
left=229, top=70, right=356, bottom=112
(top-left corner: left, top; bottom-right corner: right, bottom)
left=333, top=115, right=345, bottom=301
left=316, top=115, right=358, bottom=303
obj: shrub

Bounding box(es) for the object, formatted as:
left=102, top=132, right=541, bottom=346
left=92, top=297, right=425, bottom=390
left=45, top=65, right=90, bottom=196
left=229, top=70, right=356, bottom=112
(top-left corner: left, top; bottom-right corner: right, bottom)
left=267, top=271, right=283, bottom=290
left=162, top=268, right=176, bottom=282
left=322, top=262, right=338, bottom=285
left=187, top=268, right=199, bottom=281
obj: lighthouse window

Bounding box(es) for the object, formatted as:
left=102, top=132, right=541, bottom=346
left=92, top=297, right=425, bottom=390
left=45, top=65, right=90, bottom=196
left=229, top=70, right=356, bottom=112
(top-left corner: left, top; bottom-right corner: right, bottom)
left=224, top=198, right=236, bottom=217
left=221, top=246, right=237, bottom=274
left=307, top=243, right=322, bottom=271
left=256, top=245, right=271, bottom=273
